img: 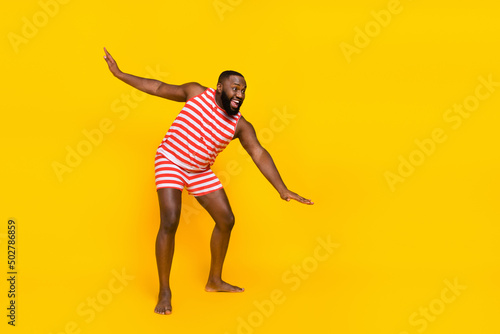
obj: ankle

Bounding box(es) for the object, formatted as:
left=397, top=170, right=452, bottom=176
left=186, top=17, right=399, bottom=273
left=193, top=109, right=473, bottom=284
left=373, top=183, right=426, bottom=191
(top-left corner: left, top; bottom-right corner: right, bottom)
left=159, top=287, right=171, bottom=294
left=207, top=277, right=222, bottom=285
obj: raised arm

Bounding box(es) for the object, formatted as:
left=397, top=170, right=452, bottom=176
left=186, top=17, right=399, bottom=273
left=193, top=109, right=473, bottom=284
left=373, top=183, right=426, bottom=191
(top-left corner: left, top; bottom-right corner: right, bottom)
left=235, top=116, right=313, bottom=205
left=103, top=47, right=205, bottom=102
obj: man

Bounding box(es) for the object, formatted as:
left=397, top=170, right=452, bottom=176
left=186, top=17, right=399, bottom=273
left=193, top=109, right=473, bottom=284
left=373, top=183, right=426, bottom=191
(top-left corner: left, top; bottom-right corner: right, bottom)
left=103, top=48, right=313, bottom=315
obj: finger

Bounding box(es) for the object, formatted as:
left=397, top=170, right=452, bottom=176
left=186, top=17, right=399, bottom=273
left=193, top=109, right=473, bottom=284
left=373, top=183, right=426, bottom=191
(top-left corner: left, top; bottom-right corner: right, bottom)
left=297, top=198, right=313, bottom=204
left=295, top=195, right=313, bottom=205
left=287, top=193, right=313, bottom=205
left=103, top=48, right=114, bottom=62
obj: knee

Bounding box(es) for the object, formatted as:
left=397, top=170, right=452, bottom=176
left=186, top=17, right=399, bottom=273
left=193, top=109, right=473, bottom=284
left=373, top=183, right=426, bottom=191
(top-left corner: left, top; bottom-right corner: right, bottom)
left=159, top=210, right=181, bottom=234
left=217, top=213, right=235, bottom=232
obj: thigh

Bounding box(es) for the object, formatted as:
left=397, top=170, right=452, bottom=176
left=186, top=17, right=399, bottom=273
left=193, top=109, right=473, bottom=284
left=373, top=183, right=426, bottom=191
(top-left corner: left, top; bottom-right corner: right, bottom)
left=155, top=154, right=187, bottom=192
left=195, top=188, right=234, bottom=223
left=185, top=168, right=223, bottom=197
left=157, top=188, right=183, bottom=223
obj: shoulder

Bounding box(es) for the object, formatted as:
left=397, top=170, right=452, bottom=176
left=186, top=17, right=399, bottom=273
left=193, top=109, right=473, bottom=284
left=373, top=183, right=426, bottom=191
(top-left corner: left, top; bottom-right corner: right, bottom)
left=235, top=116, right=262, bottom=153
left=235, top=115, right=255, bottom=138
left=183, top=82, right=208, bottom=100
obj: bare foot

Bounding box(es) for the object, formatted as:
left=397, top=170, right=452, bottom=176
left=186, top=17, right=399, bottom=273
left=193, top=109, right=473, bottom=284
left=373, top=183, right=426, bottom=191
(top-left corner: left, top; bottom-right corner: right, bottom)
left=205, top=280, right=244, bottom=292
left=154, top=289, right=172, bottom=315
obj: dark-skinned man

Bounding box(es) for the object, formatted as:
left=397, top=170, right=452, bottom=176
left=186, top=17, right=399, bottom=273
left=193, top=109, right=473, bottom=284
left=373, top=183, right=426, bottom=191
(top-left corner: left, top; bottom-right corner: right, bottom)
left=103, top=48, right=313, bottom=315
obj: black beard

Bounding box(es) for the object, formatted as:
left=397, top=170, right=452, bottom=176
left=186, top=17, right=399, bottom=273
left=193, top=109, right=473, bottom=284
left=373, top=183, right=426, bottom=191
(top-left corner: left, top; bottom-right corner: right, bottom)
left=221, top=90, right=242, bottom=116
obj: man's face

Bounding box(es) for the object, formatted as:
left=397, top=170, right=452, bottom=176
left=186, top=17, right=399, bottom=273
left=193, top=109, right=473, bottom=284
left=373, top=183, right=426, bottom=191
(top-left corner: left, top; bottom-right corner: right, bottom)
left=219, top=75, right=246, bottom=116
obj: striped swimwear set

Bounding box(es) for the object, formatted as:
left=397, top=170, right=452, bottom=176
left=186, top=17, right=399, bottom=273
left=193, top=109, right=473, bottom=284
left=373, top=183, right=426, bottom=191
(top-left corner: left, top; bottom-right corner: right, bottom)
left=155, top=88, right=241, bottom=196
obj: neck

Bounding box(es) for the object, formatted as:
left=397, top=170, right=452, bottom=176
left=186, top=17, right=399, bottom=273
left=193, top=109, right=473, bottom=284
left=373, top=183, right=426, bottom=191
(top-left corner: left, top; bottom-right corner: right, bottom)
left=214, top=92, right=224, bottom=110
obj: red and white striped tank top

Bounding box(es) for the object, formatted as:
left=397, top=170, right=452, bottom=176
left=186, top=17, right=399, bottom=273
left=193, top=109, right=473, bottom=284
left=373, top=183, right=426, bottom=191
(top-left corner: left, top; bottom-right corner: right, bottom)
left=157, top=88, right=241, bottom=172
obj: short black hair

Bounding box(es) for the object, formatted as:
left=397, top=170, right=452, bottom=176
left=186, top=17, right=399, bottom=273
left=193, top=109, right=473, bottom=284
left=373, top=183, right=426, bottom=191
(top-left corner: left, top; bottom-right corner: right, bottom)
left=218, top=70, right=244, bottom=84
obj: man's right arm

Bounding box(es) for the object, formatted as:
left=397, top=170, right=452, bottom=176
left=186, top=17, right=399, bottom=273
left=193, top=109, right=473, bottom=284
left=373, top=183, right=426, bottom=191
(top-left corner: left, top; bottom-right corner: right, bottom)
left=103, top=48, right=205, bottom=102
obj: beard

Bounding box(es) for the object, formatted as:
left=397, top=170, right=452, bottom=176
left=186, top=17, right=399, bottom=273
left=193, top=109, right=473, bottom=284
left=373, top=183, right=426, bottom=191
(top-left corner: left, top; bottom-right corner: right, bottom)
left=221, top=90, right=242, bottom=116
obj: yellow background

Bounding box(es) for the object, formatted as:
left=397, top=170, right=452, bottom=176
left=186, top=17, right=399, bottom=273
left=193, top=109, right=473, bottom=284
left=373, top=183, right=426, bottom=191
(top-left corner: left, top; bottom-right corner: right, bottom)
left=1, top=0, right=500, bottom=333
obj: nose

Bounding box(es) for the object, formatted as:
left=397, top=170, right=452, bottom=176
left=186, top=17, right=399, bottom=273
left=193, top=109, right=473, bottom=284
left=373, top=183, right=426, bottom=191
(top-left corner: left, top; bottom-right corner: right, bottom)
left=236, top=90, right=243, bottom=99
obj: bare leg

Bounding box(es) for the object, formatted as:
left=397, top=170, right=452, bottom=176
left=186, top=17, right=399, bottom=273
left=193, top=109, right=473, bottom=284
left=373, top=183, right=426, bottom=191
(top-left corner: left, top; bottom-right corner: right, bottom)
left=154, top=188, right=182, bottom=314
left=196, top=188, right=244, bottom=292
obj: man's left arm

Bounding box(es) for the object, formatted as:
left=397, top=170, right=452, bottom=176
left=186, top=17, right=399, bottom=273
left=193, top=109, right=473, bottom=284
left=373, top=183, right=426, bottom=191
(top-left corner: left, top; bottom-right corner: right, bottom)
left=235, top=116, right=313, bottom=205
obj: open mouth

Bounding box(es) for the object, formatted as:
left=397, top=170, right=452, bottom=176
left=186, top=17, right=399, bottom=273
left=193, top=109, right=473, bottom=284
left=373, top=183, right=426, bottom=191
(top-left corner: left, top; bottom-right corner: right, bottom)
left=230, top=99, right=240, bottom=109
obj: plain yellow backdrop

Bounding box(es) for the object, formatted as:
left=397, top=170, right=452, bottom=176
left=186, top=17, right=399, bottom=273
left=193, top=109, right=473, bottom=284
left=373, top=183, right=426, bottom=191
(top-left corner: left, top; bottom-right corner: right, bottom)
left=1, top=0, right=500, bottom=333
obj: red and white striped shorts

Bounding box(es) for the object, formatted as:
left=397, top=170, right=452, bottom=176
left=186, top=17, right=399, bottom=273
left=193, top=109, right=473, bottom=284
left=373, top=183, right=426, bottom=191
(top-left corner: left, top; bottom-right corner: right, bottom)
left=154, top=154, right=223, bottom=196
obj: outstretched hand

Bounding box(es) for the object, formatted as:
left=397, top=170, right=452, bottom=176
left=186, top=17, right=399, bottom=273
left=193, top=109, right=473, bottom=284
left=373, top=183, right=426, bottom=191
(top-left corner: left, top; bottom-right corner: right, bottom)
left=103, top=47, right=121, bottom=77
left=280, top=189, right=314, bottom=205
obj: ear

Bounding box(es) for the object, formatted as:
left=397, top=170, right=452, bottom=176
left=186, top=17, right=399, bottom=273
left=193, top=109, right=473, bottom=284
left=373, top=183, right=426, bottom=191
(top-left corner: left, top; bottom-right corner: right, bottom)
left=217, top=82, right=223, bottom=93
